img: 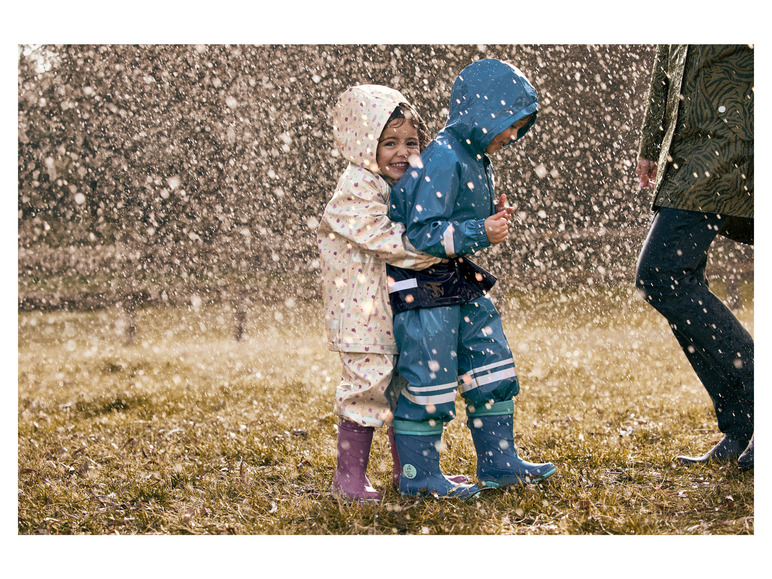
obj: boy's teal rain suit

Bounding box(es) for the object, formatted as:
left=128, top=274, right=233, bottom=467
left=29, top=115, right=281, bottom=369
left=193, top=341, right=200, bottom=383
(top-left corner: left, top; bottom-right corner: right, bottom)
left=387, top=59, right=556, bottom=496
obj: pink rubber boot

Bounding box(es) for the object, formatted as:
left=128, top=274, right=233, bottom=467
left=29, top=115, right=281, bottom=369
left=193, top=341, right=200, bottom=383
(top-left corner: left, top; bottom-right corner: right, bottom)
left=332, top=418, right=381, bottom=502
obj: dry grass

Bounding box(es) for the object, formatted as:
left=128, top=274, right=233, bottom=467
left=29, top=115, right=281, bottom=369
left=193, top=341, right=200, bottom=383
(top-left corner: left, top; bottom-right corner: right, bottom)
left=18, top=284, right=754, bottom=538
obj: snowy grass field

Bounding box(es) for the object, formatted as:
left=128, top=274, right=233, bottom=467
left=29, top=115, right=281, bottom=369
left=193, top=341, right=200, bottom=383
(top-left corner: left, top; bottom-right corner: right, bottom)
left=18, top=284, right=754, bottom=535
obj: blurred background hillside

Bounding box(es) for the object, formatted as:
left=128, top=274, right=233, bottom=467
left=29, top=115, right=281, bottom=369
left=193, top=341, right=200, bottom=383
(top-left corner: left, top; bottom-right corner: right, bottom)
left=17, top=44, right=753, bottom=311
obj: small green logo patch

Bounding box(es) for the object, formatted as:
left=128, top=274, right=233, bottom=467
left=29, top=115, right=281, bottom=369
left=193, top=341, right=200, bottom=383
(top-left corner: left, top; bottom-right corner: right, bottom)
left=402, top=464, right=417, bottom=479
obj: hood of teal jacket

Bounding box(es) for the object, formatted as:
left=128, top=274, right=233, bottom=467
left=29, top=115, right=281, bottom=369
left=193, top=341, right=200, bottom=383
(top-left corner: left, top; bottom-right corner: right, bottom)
left=445, top=58, right=539, bottom=153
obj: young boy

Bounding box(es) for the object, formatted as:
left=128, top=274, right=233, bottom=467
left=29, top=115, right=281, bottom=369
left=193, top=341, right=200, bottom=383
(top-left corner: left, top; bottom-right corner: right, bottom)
left=387, top=59, right=557, bottom=498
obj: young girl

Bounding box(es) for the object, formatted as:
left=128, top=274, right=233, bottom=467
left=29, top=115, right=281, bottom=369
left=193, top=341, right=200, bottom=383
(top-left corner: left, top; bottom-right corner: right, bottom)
left=317, top=85, right=443, bottom=501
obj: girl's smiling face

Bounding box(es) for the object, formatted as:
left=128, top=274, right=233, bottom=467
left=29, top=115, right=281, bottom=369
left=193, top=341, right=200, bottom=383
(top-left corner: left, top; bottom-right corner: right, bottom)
left=376, top=119, right=421, bottom=181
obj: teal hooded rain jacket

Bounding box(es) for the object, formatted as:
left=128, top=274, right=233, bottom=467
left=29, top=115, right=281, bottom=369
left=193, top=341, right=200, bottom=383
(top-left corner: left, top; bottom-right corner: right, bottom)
left=387, top=58, right=538, bottom=310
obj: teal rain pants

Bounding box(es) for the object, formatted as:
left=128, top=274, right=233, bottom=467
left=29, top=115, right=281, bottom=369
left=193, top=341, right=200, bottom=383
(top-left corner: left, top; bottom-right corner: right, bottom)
left=392, top=295, right=519, bottom=423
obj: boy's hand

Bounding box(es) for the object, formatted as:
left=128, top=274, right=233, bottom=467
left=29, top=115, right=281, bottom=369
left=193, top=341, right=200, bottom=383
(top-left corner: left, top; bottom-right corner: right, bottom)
left=495, top=194, right=515, bottom=221
left=484, top=211, right=510, bottom=244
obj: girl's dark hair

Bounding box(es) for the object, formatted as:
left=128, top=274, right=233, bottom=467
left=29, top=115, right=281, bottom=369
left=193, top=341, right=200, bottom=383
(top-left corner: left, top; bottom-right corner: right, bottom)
left=385, top=103, right=430, bottom=150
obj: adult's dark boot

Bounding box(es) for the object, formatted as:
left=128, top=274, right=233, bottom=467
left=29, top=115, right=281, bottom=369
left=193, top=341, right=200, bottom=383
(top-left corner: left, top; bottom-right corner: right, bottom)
left=677, top=433, right=752, bottom=466
left=738, top=436, right=754, bottom=471
left=331, top=418, right=381, bottom=502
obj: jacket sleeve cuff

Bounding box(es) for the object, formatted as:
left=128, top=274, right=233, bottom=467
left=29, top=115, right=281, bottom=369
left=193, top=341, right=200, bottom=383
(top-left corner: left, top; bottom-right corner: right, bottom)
left=638, top=140, right=661, bottom=162
left=467, top=219, right=491, bottom=253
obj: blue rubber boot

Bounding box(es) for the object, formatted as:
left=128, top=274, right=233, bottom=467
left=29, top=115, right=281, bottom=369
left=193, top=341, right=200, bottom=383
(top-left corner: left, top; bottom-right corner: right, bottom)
left=467, top=400, right=556, bottom=488
left=388, top=426, right=470, bottom=488
left=393, top=419, right=481, bottom=499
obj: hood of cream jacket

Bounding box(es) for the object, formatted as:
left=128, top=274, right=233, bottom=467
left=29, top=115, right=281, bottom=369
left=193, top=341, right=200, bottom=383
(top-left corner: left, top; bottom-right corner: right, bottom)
left=332, top=84, right=408, bottom=175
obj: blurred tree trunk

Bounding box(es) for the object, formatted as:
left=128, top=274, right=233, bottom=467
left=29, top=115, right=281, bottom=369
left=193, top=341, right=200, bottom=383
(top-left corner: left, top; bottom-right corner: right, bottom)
left=234, top=293, right=249, bottom=341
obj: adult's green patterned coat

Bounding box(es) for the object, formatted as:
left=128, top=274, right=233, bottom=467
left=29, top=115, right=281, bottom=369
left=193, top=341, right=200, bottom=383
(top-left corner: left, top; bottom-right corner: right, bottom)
left=638, top=45, right=754, bottom=229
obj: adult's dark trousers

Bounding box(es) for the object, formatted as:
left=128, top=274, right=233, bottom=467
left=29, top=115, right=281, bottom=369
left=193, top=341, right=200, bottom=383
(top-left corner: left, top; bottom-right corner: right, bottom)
left=636, top=207, right=754, bottom=439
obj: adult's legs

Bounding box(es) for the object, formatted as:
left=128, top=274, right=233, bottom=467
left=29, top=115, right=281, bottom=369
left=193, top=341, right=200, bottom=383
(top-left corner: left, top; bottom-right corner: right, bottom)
left=669, top=325, right=753, bottom=438
left=636, top=207, right=754, bottom=460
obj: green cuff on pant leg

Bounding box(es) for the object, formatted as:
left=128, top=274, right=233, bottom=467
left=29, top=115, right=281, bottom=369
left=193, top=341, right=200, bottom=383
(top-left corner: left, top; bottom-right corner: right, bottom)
left=393, top=418, right=444, bottom=436
left=466, top=399, right=514, bottom=417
